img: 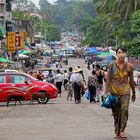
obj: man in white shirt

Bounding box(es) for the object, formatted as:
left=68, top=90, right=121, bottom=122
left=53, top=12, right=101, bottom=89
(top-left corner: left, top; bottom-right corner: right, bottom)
left=55, top=70, right=64, bottom=97
left=70, top=67, right=84, bottom=104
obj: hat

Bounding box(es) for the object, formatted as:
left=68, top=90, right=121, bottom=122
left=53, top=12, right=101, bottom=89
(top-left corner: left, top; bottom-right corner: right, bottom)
left=73, top=66, right=82, bottom=73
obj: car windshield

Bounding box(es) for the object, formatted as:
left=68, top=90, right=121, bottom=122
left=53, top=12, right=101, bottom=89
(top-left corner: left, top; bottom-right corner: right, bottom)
left=23, top=73, right=38, bottom=81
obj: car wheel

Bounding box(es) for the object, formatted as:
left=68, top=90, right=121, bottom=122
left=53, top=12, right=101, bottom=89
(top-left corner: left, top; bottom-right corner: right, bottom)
left=37, top=93, right=50, bottom=104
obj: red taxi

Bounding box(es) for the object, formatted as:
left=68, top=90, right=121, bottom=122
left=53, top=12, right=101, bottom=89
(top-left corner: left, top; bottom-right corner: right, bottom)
left=0, top=72, right=58, bottom=104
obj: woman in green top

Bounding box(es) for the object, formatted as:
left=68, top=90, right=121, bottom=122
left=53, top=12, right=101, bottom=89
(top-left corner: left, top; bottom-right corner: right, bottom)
left=104, top=47, right=136, bottom=139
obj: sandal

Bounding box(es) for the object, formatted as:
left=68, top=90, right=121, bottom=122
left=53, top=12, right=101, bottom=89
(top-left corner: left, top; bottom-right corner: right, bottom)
left=119, top=132, right=127, bottom=139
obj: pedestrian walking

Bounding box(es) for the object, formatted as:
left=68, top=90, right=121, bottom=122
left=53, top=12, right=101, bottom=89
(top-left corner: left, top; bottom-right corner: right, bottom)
left=63, top=70, right=69, bottom=90
left=70, top=67, right=84, bottom=104
left=138, top=72, right=140, bottom=92
left=46, top=69, right=54, bottom=84
left=36, top=71, right=45, bottom=81
left=55, top=70, right=64, bottom=97
left=87, top=70, right=99, bottom=103
left=68, top=67, right=73, bottom=80
left=87, top=61, right=90, bottom=70
left=78, top=67, right=86, bottom=96
left=104, top=47, right=136, bottom=139
left=96, top=64, right=105, bottom=102
left=65, top=81, right=73, bottom=101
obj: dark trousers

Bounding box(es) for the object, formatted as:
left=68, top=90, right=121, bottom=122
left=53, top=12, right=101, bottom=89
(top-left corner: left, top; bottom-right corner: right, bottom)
left=73, top=83, right=82, bottom=102
left=64, top=79, right=68, bottom=87
left=88, top=85, right=96, bottom=102
left=56, top=82, right=62, bottom=94
left=112, top=94, right=130, bottom=135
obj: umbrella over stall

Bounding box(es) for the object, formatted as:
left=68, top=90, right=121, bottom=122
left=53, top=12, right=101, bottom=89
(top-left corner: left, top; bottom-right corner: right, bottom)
left=22, top=50, right=31, bottom=55
left=97, top=51, right=111, bottom=57
left=0, top=57, right=15, bottom=64
left=85, top=47, right=99, bottom=54
left=97, top=51, right=114, bottom=60
left=18, top=54, right=29, bottom=59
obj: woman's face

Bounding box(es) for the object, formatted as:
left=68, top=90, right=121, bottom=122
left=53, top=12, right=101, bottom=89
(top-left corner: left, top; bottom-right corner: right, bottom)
left=116, top=49, right=127, bottom=61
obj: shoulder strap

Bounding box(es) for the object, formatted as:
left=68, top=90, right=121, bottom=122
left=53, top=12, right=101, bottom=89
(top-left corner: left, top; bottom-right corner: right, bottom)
left=110, top=62, right=115, bottom=82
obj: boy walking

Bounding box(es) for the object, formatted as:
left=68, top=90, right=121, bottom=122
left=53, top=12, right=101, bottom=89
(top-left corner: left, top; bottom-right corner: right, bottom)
left=65, top=81, right=73, bottom=101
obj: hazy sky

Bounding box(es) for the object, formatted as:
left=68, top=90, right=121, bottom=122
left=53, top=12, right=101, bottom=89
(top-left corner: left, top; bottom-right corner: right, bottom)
left=31, top=0, right=56, bottom=6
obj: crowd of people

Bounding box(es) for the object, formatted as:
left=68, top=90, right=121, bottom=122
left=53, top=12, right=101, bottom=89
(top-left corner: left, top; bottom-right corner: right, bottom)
left=2, top=46, right=137, bottom=139
left=27, top=47, right=139, bottom=139
left=26, top=60, right=107, bottom=105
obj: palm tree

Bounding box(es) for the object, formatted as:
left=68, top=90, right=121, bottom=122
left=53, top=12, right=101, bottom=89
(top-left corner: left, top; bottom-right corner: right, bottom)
left=118, top=0, right=140, bottom=20
left=94, top=0, right=140, bottom=20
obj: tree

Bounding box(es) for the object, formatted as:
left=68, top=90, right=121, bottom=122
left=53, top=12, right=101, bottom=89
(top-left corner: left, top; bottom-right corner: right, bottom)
left=118, top=0, right=140, bottom=20
left=125, top=10, right=140, bottom=58
left=12, top=0, right=37, bottom=19
left=92, top=0, right=140, bottom=57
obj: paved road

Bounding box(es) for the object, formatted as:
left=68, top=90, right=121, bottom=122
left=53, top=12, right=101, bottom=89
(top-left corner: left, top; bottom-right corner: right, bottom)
left=0, top=58, right=140, bottom=140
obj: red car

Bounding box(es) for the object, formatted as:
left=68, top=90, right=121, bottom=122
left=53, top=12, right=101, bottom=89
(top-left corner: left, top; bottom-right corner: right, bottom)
left=0, top=72, right=58, bottom=104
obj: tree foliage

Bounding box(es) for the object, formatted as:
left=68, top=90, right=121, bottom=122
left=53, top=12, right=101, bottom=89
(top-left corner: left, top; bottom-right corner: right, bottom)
left=12, top=0, right=140, bottom=57
left=12, top=0, right=61, bottom=41
left=91, top=0, right=140, bottom=57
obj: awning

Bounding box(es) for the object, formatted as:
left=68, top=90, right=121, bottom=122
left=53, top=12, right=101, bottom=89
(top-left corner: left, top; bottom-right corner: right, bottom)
left=18, top=54, right=29, bottom=59
left=0, top=25, right=6, bottom=39
left=0, top=57, right=15, bottom=64
left=97, top=51, right=111, bottom=57
left=22, top=50, right=31, bottom=55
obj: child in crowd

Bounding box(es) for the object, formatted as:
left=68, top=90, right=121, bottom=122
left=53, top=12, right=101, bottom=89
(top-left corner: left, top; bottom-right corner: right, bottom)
left=65, top=81, right=73, bottom=101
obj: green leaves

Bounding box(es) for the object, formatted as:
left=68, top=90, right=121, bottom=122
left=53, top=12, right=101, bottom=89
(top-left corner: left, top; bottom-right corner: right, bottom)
left=131, top=10, right=140, bottom=33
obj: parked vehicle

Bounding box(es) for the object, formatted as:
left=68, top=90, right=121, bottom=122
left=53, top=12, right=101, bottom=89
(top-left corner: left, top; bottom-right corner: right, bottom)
left=0, top=72, right=58, bottom=104
left=0, top=69, right=18, bottom=73
left=34, top=62, right=48, bottom=68
left=51, top=54, right=60, bottom=61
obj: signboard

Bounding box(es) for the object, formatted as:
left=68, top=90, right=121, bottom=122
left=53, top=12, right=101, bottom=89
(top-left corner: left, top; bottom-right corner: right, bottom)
left=20, top=32, right=24, bottom=50
left=22, top=32, right=27, bottom=41
left=15, top=32, right=20, bottom=49
left=7, top=32, right=16, bottom=52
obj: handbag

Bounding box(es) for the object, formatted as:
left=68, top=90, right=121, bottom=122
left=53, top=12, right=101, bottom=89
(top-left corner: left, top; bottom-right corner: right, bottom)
left=101, top=62, right=118, bottom=109
left=85, top=89, right=90, bottom=100
left=101, top=93, right=118, bottom=109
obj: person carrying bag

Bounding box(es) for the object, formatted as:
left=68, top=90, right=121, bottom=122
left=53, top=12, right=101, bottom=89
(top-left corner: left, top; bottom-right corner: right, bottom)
left=104, top=47, right=136, bottom=139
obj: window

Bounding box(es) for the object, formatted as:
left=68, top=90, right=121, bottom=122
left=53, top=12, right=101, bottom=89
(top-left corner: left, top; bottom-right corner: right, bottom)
left=0, top=75, right=6, bottom=83
left=0, top=5, right=4, bottom=13
left=9, top=75, right=32, bottom=84
left=6, top=1, right=11, bottom=11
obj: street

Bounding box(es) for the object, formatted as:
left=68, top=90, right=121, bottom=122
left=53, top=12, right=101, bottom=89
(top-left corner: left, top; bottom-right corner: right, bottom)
left=0, top=58, right=140, bottom=140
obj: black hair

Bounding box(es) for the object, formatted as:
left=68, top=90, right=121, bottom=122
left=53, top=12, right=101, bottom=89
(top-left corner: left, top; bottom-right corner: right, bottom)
left=116, top=47, right=127, bottom=53
left=80, top=70, right=83, bottom=74
left=57, top=70, right=60, bottom=73
left=30, top=71, right=33, bottom=74
left=64, top=70, right=67, bottom=73
left=96, top=64, right=100, bottom=69
left=92, top=70, right=96, bottom=75
left=69, top=67, right=73, bottom=72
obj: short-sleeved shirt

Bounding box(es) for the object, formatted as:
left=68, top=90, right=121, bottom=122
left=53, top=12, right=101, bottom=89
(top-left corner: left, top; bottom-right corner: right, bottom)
left=55, top=73, right=63, bottom=82
left=88, top=75, right=98, bottom=87
left=110, top=62, right=134, bottom=95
